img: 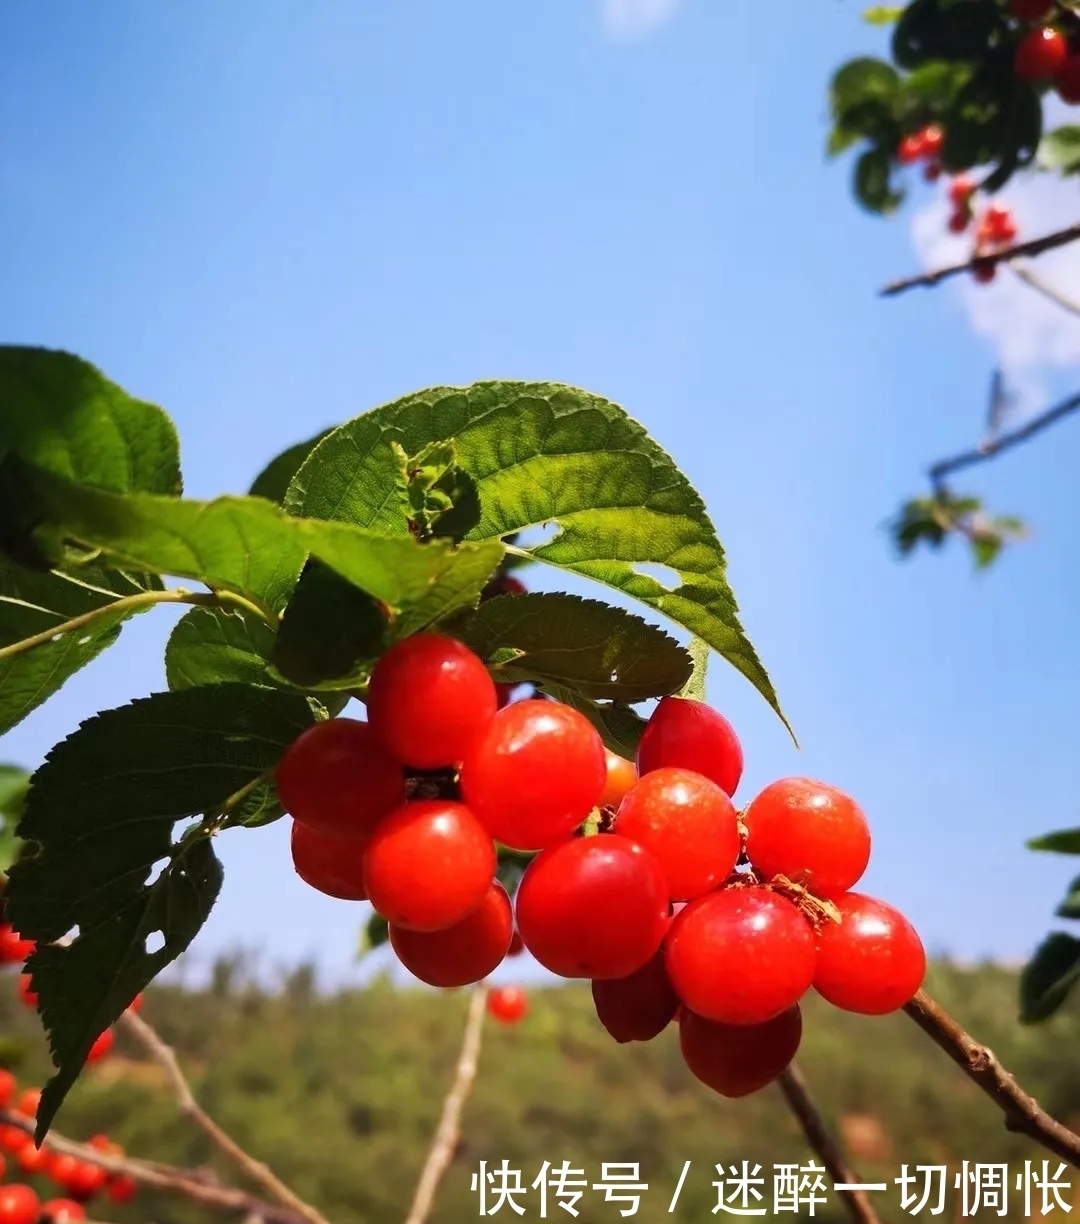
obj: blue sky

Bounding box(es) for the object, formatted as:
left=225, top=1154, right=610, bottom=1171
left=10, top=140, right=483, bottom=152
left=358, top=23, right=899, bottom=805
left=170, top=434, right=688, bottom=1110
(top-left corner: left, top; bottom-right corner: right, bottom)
left=3, top=0, right=1080, bottom=988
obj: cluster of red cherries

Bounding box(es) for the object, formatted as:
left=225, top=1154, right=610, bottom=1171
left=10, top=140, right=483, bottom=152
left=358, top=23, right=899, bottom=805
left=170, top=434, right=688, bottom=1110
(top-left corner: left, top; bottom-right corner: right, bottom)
left=278, top=621, right=926, bottom=1101
left=1008, top=0, right=1080, bottom=100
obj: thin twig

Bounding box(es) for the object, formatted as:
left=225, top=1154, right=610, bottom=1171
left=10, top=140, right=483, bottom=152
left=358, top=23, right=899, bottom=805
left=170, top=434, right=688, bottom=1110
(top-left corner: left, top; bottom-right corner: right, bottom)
left=777, top=1063, right=882, bottom=1224
left=0, top=1109, right=304, bottom=1224
left=904, top=990, right=1080, bottom=1167
left=118, top=1009, right=331, bottom=1224
left=881, top=220, right=1080, bottom=297
left=1010, top=260, right=1080, bottom=318
left=403, top=985, right=489, bottom=1224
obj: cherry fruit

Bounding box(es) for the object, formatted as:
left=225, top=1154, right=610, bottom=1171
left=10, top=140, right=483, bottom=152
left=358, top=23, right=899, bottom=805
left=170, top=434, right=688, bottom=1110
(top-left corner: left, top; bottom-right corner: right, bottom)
left=599, top=750, right=637, bottom=810
left=613, top=767, right=740, bottom=900
left=0, top=1185, right=39, bottom=1224
left=665, top=887, right=816, bottom=1025
left=275, top=719, right=404, bottom=840
left=742, top=777, right=870, bottom=898
left=897, top=132, right=925, bottom=163
left=367, top=633, right=497, bottom=769
left=107, top=1175, right=138, bottom=1205
left=679, top=1005, right=802, bottom=1098
left=363, top=800, right=495, bottom=931
left=1009, top=0, right=1055, bottom=18
left=0, top=926, right=34, bottom=965
left=86, top=1029, right=114, bottom=1064
left=636, top=697, right=743, bottom=797
left=290, top=820, right=369, bottom=901
left=514, top=835, right=669, bottom=979
left=591, top=947, right=679, bottom=1043
left=1057, top=54, right=1080, bottom=103
left=507, top=930, right=525, bottom=957
left=813, top=892, right=926, bottom=1014
left=460, top=700, right=606, bottom=851
left=14, top=1089, right=39, bottom=1119
left=61, top=1160, right=107, bottom=1200
left=41, top=1202, right=86, bottom=1224
left=487, top=985, right=528, bottom=1024
left=389, top=881, right=513, bottom=987
left=15, top=976, right=35, bottom=1008
left=1015, top=26, right=1068, bottom=81
left=948, top=176, right=975, bottom=207
left=0, top=1071, right=13, bottom=1109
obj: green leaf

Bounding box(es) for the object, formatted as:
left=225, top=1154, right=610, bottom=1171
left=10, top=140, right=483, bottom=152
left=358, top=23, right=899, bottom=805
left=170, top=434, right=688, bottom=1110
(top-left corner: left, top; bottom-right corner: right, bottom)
left=680, top=637, right=710, bottom=702
left=456, top=592, right=692, bottom=702
left=5, top=682, right=320, bottom=1137
left=863, top=5, right=905, bottom=23
left=1056, top=875, right=1080, bottom=920
left=903, top=61, right=974, bottom=110
left=164, top=606, right=281, bottom=690
left=855, top=146, right=904, bottom=214
left=359, top=911, right=389, bottom=957
left=1020, top=932, right=1080, bottom=1023
left=0, top=559, right=162, bottom=736
left=1027, top=828, right=1080, bottom=855
left=219, top=778, right=285, bottom=830
left=285, top=382, right=791, bottom=739
left=1037, top=125, right=1080, bottom=175
left=541, top=684, right=648, bottom=759
left=970, top=532, right=1003, bottom=570
left=392, top=438, right=481, bottom=542
left=0, top=347, right=181, bottom=497
left=249, top=431, right=334, bottom=505
left=893, top=0, right=1003, bottom=70
left=827, top=58, right=902, bottom=152
left=0, top=765, right=30, bottom=875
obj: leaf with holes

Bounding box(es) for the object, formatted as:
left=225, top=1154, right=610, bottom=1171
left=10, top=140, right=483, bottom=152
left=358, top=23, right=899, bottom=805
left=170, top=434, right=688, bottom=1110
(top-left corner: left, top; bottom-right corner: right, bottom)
left=0, top=559, right=163, bottom=736
left=1020, top=932, right=1080, bottom=1024
left=5, top=682, right=321, bottom=1137
left=165, top=606, right=281, bottom=690
left=249, top=430, right=333, bottom=505
left=284, top=381, right=790, bottom=736
left=456, top=592, right=691, bottom=702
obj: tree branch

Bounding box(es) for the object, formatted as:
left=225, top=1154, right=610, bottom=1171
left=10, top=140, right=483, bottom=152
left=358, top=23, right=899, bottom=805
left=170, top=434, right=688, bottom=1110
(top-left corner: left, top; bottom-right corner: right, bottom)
left=118, top=1009, right=331, bottom=1224
left=776, top=1063, right=882, bottom=1224
left=880, top=220, right=1080, bottom=297
left=0, top=1109, right=304, bottom=1224
left=403, top=984, right=489, bottom=1224
left=1010, top=260, right=1080, bottom=318
left=904, top=990, right=1080, bottom=1167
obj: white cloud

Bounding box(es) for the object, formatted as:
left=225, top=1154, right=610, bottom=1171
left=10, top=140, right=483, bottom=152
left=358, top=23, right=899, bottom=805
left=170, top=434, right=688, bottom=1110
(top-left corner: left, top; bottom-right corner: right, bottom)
left=908, top=126, right=1080, bottom=414
left=601, top=0, right=681, bottom=40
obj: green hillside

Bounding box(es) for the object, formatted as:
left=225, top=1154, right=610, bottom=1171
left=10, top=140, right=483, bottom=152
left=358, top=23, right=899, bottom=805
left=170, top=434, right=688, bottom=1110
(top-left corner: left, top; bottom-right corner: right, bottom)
left=2, top=960, right=1077, bottom=1223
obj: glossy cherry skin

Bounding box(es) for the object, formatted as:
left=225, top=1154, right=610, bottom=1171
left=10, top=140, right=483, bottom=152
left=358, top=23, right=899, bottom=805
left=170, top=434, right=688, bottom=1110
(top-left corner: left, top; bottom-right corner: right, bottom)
left=507, top=930, right=525, bottom=957
left=367, top=633, right=498, bottom=769
left=275, top=719, right=405, bottom=840
left=599, top=751, right=638, bottom=809
left=1015, top=25, right=1068, bottom=81
left=0, top=1071, right=14, bottom=1110
left=289, top=820, right=369, bottom=901
left=680, top=1005, right=802, bottom=1098
left=1010, top=0, right=1054, bottom=19
left=0, top=926, right=35, bottom=965
left=389, top=881, right=513, bottom=987
left=40, top=1201, right=86, bottom=1224
left=613, top=767, right=740, bottom=901
left=17, top=1144, right=48, bottom=1173
left=14, top=1088, right=39, bottom=1119
left=666, top=887, right=816, bottom=1025
left=814, top=892, right=926, bottom=1014
left=363, top=800, right=495, bottom=932
left=107, top=1176, right=138, bottom=1205
left=60, top=1159, right=108, bottom=1200
left=742, top=777, right=871, bottom=899
left=591, top=947, right=680, bottom=1043
left=0, top=1185, right=40, bottom=1224
left=487, top=985, right=528, bottom=1024
left=86, top=1029, right=114, bottom=1064
left=514, top=835, right=669, bottom=980
left=1057, top=54, right=1080, bottom=104
left=16, top=976, right=36, bottom=1007
left=460, top=700, right=607, bottom=851
left=897, top=132, right=925, bottom=164
left=636, top=697, right=743, bottom=797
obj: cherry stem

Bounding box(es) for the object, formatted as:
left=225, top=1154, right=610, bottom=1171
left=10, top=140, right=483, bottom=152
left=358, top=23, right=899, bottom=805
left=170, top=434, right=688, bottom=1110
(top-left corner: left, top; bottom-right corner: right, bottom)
left=904, top=989, right=1080, bottom=1167
left=776, top=1062, right=883, bottom=1224
left=880, top=219, right=1080, bottom=297
left=0, top=1107, right=305, bottom=1224
left=117, top=1008, right=331, bottom=1224
left=404, top=983, right=490, bottom=1224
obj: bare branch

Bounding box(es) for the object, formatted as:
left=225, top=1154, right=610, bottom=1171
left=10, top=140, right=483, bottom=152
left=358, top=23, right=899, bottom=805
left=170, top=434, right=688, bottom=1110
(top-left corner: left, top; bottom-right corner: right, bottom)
left=118, top=1009, right=331, bottom=1224
left=404, top=984, right=489, bottom=1224
left=880, top=221, right=1080, bottom=297
left=777, top=1063, right=882, bottom=1224
left=904, top=990, right=1080, bottom=1167
left=1010, top=260, right=1080, bottom=318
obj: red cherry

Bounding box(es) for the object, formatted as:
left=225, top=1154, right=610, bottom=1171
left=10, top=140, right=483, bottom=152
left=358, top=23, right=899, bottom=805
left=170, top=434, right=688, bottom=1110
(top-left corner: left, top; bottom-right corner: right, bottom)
left=978, top=203, right=1017, bottom=246
left=85, top=1029, right=114, bottom=1064
left=0, top=1153, right=5, bottom=1179
left=41, top=1201, right=86, bottom=1223
left=514, top=836, right=669, bottom=979
left=947, top=210, right=969, bottom=234
left=87, top=1136, right=121, bottom=1156
left=665, top=887, right=816, bottom=1025
left=0, top=927, right=34, bottom=966
left=495, top=683, right=516, bottom=709
left=107, top=1175, right=137, bottom=1205
left=0, top=1129, right=30, bottom=1155
left=742, top=777, right=871, bottom=899
left=1015, top=25, right=1068, bottom=81
left=972, top=261, right=997, bottom=284
left=924, top=161, right=942, bottom=183
left=591, top=947, right=679, bottom=1043
left=507, top=930, right=525, bottom=957
left=1010, top=0, right=1055, bottom=19
left=613, top=768, right=740, bottom=901
left=487, top=985, right=528, bottom=1024
left=499, top=576, right=527, bottom=596
left=636, top=697, right=743, bottom=798
left=363, top=800, right=495, bottom=931
left=389, top=881, right=513, bottom=987
left=0, top=1070, right=15, bottom=1109
left=128, top=993, right=144, bottom=1014
left=1057, top=53, right=1080, bottom=102
left=15, top=976, right=36, bottom=1008
left=599, top=750, right=637, bottom=810
left=679, top=1005, right=802, bottom=1098
left=460, top=700, right=606, bottom=851
left=948, top=176, right=975, bottom=207
left=46, top=1154, right=79, bottom=1186
left=813, top=892, right=926, bottom=1014
left=897, top=132, right=926, bottom=164
left=919, top=124, right=943, bottom=157
left=14, top=1090, right=39, bottom=1120
left=16, top=1144, right=48, bottom=1174
left=275, top=719, right=405, bottom=840
left=60, top=1161, right=107, bottom=1200
left=290, top=820, right=369, bottom=901
left=0, top=1184, right=39, bottom=1224
left=367, top=633, right=497, bottom=769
